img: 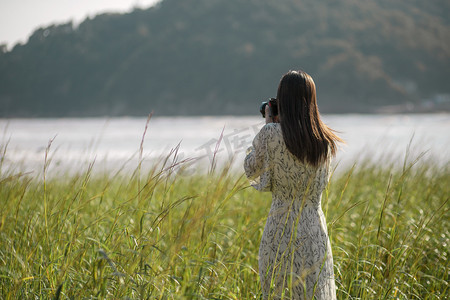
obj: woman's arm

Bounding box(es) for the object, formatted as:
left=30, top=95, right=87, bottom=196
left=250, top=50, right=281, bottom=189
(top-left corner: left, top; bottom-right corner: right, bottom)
left=244, top=123, right=274, bottom=192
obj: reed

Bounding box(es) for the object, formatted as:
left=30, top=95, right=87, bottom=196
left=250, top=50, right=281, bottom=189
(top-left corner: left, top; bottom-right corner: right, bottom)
left=0, top=140, right=448, bottom=299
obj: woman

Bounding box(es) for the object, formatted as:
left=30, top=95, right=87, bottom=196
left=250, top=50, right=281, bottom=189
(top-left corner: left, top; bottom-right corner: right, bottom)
left=244, top=70, right=342, bottom=299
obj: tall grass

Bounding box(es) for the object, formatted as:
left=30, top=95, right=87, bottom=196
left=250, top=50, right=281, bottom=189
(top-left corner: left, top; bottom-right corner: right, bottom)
left=0, top=139, right=448, bottom=299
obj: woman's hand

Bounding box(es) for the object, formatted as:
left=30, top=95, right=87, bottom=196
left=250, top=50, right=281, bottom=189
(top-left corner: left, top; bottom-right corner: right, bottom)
left=265, top=105, right=279, bottom=124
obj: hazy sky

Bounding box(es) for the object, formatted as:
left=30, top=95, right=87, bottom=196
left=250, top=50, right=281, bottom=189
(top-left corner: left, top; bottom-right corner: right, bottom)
left=0, top=0, right=161, bottom=48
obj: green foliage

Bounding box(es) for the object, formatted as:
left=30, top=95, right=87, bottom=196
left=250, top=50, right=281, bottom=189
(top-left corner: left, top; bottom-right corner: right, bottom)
left=1, top=0, right=449, bottom=116
left=0, top=142, right=448, bottom=298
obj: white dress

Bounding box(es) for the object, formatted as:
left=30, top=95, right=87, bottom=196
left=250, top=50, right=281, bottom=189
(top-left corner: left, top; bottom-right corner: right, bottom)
left=244, top=123, right=337, bottom=300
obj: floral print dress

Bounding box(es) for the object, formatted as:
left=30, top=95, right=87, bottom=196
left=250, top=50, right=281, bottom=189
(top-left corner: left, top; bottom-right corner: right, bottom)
left=244, top=123, right=337, bottom=300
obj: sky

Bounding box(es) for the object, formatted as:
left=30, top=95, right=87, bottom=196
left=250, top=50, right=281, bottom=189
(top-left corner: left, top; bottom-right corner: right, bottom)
left=0, top=0, right=161, bottom=49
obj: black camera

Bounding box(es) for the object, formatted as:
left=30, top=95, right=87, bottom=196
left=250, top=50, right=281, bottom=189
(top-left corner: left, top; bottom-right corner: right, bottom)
left=260, top=98, right=278, bottom=118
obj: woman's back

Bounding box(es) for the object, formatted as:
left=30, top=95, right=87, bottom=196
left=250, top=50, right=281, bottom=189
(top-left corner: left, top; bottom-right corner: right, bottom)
left=266, top=123, right=330, bottom=207
left=245, top=123, right=330, bottom=207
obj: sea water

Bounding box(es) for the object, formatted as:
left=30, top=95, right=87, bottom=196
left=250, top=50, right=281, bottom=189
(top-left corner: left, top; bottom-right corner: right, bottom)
left=1, top=114, right=449, bottom=176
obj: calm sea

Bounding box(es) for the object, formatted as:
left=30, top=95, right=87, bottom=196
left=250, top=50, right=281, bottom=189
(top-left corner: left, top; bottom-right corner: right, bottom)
left=1, top=114, right=449, bottom=176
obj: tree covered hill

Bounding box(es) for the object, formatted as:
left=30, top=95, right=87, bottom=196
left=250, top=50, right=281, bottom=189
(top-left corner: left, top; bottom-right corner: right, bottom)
left=1, top=0, right=449, bottom=117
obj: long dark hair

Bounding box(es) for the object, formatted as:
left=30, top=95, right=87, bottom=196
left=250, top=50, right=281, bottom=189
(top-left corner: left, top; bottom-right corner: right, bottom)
left=277, top=70, right=342, bottom=166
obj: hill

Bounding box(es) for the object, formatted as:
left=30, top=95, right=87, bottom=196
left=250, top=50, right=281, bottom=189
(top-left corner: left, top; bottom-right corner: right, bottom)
left=0, top=0, right=449, bottom=116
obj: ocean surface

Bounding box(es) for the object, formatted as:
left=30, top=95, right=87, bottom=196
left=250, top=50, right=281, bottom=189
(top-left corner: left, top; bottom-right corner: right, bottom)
left=1, top=114, right=449, bottom=176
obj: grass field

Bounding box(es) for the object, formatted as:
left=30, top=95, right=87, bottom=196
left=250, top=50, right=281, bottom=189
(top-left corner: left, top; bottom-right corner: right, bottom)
left=0, top=140, right=448, bottom=299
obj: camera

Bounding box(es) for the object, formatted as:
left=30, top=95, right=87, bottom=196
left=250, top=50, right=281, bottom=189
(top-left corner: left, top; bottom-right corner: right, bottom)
left=260, top=98, right=278, bottom=118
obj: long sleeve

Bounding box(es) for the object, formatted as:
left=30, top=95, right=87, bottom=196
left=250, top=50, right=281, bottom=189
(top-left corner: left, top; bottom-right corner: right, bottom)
left=244, top=124, right=274, bottom=192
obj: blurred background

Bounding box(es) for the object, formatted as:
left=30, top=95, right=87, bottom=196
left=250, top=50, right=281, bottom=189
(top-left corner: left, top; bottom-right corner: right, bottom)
left=0, top=0, right=449, bottom=174
left=1, top=0, right=449, bottom=117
